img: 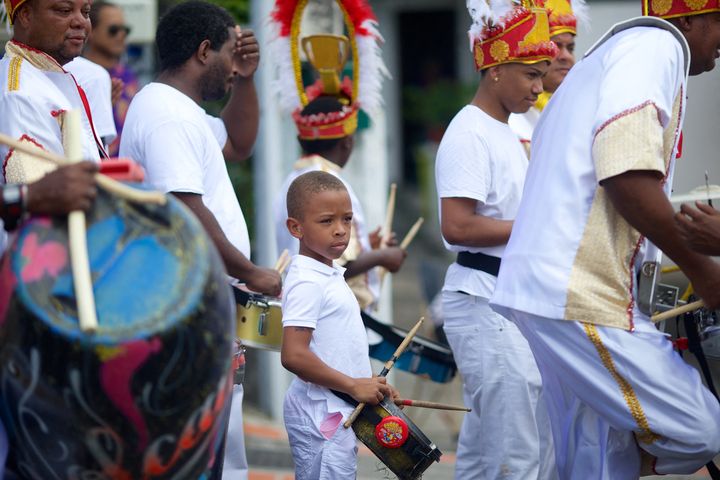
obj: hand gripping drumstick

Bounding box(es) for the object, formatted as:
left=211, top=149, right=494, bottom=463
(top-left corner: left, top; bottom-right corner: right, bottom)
left=652, top=299, right=705, bottom=323
left=65, top=111, right=99, bottom=333
left=343, top=317, right=425, bottom=428
left=0, top=132, right=166, bottom=205
left=394, top=398, right=470, bottom=412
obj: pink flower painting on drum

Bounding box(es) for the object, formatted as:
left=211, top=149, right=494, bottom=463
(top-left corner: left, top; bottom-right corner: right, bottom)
left=20, top=230, right=67, bottom=283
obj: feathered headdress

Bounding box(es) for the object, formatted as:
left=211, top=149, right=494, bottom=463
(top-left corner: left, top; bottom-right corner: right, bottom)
left=541, top=0, right=589, bottom=36
left=270, top=0, right=389, bottom=140
left=467, top=0, right=558, bottom=70
left=642, top=0, right=720, bottom=19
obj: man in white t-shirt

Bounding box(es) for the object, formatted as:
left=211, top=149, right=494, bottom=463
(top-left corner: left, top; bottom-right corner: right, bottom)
left=491, top=3, right=720, bottom=478
left=435, top=2, right=557, bottom=479
left=65, top=56, right=117, bottom=150
left=508, top=0, right=586, bottom=155
left=119, top=2, right=282, bottom=479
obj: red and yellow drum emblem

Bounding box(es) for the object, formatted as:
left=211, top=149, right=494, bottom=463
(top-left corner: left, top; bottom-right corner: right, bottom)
left=375, top=415, right=409, bottom=448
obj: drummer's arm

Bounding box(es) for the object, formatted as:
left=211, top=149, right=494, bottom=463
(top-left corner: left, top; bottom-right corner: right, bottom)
left=603, top=170, right=720, bottom=309
left=344, top=248, right=407, bottom=277
left=172, top=192, right=281, bottom=296
left=282, top=326, right=392, bottom=404
left=440, top=197, right=512, bottom=247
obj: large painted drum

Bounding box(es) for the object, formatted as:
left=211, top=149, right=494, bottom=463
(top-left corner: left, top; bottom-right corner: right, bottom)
left=0, top=187, right=235, bottom=479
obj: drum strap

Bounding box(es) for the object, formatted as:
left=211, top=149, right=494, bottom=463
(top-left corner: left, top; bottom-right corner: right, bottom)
left=683, top=311, right=720, bottom=480
left=456, top=251, right=501, bottom=276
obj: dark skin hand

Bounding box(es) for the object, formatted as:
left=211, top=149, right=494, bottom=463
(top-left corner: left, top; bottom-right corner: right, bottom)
left=173, top=192, right=281, bottom=296
left=602, top=170, right=720, bottom=309
left=24, top=162, right=98, bottom=214
left=344, top=247, right=407, bottom=278
left=676, top=202, right=720, bottom=256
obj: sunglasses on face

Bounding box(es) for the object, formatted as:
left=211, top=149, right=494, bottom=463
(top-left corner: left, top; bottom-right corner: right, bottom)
left=107, top=24, right=131, bottom=37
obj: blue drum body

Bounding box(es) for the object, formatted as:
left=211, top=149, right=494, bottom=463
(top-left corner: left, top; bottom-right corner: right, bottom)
left=362, top=312, right=457, bottom=383
left=0, top=188, right=235, bottom=479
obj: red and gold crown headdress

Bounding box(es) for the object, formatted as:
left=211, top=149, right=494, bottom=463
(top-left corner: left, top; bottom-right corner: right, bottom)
left=270, top=0, right=388, bottom=141
left=540, top=0, right=588, bottom=36
left=642, top=0, right=720, bottom=18
left=1, top=0, right=29, bottom=26
left=467, top=0, right=558, bottom=71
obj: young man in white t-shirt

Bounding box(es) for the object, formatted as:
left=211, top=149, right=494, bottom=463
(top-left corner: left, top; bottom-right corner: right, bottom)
left=119, top=2, right=282, bottom=478
left=281, top=171, right=397, bottom=479
left=434, top=3, right=557, bottom=479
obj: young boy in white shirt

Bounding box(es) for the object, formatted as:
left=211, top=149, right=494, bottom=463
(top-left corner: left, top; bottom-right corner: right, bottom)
left=280, top=170, right=396, bottom=479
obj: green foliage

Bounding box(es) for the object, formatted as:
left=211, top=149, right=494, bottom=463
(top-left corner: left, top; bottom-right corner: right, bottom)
left=403, top=80, right=476, bottom=129
left=158, top=0, right=249, bottom=23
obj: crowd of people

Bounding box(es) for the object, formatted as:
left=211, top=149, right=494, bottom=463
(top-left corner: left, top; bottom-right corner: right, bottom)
left=2, top=0, right=720, bottom=478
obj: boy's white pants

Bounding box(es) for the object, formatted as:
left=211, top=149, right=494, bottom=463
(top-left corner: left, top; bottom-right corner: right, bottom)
left=504, top=308, right=720, bottom=480
left=284, top=390, right=358, bottom=480
left=442, top=291, right=556, bottom=480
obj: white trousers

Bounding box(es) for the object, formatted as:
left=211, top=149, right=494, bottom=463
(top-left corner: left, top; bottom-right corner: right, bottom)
left=442, top=291, right=556, bottom=480
left=505, top=308, right=720, bottom=479
left=222, top=384, right=249, bottom=480
left=283, top=392, right=358, bottom=480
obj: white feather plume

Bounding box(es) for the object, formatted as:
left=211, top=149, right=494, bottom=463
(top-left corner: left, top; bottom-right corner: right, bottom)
left=466, top=0, right=523, bottom=50
left=356, top=20, right=390, bottom=113
left=571, top=0, right=590, bottom=31
left=269, top=35, right=302, bottom=113
left=1, top=0, right=12, bottom=35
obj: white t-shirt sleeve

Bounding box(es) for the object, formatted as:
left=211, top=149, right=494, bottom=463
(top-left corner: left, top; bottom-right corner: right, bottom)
left=141, top=120, right=207, bottom=195
left=205, top=114, right=228, bottom=148
left=436, top=130, right=492, bottom=204
left=282, top=279, right=324, bottom=329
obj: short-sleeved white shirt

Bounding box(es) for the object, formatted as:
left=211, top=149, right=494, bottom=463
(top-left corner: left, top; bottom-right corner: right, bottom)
left=282, top=255, right=372, bottom=419
left=435, top=105, right=528, bottom=299
left=65, top=57, right=116, bottom=148
left=491, top=20, right=688, bottom=330
left=119, top=82, right=250, bottom=257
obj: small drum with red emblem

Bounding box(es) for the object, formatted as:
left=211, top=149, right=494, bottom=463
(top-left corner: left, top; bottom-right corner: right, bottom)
left=351, top=396, right=442, bottom=479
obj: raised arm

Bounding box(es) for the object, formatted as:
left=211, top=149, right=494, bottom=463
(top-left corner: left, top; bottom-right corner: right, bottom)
left=221, top=27, right=260, bottom=162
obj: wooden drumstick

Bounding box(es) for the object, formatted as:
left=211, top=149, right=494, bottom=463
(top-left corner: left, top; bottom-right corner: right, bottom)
left=394, top=398, right=470, bottom=412
left=0, top=132, right=166, bottom=205
left=344, top=317, right=425, bottom=429
left=65, top=111, right=98, bottom=333
left=277, top=256, right=292, bottom=276
left=652, top=300, right=705, bottom=323
left=380, top=183, right=397, bottom=248
left=274, top=249, right=289, bottom=271
left=400, top=217, right=424, bottom=250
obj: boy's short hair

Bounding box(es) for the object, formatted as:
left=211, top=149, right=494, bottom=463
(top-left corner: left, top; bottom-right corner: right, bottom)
left=287, top=171, right=347, bottom=219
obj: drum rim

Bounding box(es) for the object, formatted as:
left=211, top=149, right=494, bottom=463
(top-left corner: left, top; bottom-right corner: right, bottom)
left=9, top=194, right=213, bottom=341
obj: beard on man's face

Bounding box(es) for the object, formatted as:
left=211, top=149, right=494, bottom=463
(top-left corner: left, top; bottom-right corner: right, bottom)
left=200, top=60, right=231, bottom=102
